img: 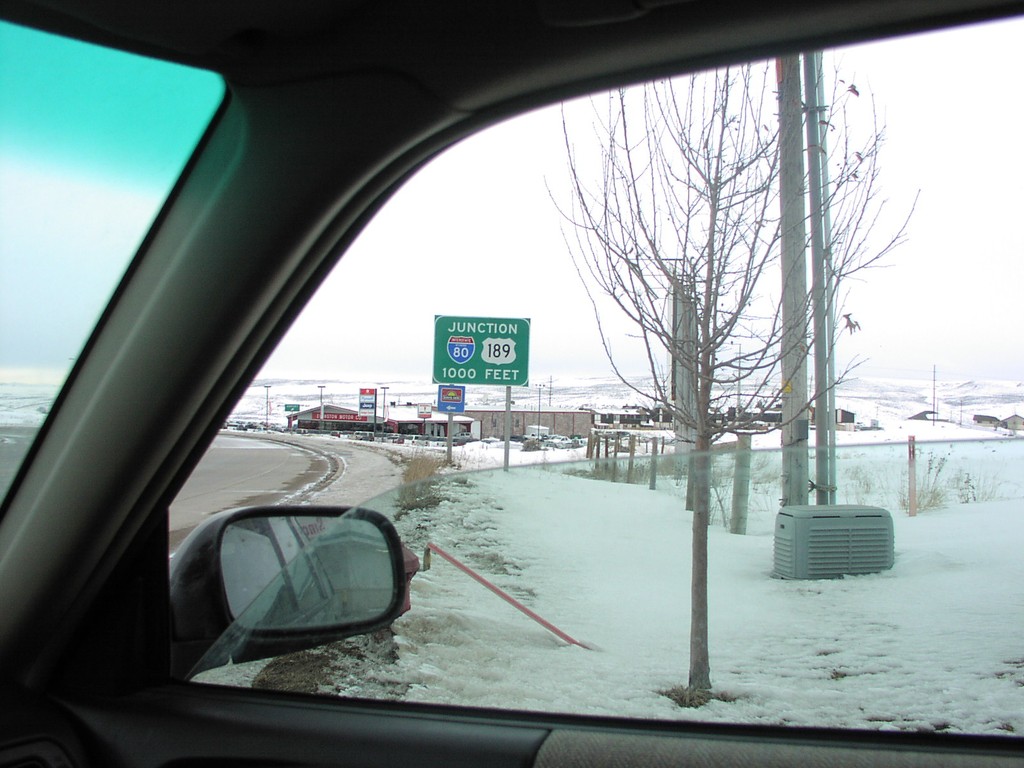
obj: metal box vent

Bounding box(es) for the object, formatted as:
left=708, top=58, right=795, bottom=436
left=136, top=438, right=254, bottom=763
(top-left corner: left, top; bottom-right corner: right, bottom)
left=773, top=505, right=894, bottom=579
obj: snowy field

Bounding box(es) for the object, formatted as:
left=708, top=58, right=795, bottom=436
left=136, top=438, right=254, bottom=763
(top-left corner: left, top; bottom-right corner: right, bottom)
left=347, top=433, right=1024, bottom=736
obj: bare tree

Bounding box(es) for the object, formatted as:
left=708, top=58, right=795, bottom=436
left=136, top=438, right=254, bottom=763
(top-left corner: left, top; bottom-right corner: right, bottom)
left=556, top=61, right=909, bottom=696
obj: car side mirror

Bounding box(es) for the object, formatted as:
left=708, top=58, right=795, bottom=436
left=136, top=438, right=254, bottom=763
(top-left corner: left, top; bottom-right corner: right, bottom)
left=169, top=505, right=406, bottom=679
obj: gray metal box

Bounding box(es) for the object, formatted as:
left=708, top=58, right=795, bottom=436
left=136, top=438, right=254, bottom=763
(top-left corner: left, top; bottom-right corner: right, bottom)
left=773, top=504, right=894, bottom=579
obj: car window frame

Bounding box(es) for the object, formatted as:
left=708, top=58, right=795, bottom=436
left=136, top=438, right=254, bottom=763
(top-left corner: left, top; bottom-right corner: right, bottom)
left=2, top=4, right=1023, bottom=766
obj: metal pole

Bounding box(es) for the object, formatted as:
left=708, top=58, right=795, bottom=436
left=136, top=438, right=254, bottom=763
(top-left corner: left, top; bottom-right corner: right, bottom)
left=380, top=385, right=389, bottom=430
left=908, top=436, right=917, bottom=516
left=815, top=50, right=838, bottom=505
left=777, top=55, right=809, bottom=507
left=503, top=385, right=512, bottom=471
left=804, top=51, right=832, bottom=505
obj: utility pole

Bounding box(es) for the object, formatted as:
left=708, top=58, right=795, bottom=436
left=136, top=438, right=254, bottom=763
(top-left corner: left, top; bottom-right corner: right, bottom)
left=804, top=51, right=836, bottom=505
left=777, top=55, right=809, bottom=508
left=672, top=275, right=698, bottom=508
left=264, top=384, right=271, bottom=430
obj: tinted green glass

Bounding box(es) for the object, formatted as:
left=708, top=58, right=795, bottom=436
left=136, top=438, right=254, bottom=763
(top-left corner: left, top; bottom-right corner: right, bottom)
left=0, top=21, right=224, bottom=500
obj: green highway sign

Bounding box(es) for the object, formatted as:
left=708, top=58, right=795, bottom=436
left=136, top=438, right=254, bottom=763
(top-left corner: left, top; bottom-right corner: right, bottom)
left=284, top=404, right=300, bottom=412
left=433, top=315, right=530, bottom=386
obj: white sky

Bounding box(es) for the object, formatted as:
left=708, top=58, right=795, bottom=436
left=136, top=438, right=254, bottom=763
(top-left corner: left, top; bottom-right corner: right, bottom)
left=260, top=15, right=1024, bottom=386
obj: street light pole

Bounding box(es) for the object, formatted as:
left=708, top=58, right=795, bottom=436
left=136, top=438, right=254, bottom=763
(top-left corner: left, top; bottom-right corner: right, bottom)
left=318, top=385, right=325, bottom=433
left=380, top=385, right=389, bottom=430
left=264, top=384, right=271, bottom=430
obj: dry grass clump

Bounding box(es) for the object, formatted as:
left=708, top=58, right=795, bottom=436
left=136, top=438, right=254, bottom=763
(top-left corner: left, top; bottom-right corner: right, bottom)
left=658, top=685, right=711, bottom=708
left=397, top=451, right=447, bottom=511
left=658, top=685, right=740, bottom=709
left=403, top=451, right=447, bottom=483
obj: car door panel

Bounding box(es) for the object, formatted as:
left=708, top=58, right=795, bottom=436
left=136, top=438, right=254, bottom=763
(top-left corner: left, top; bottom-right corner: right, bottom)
left=45, top=687, right=1024, bottom=768
left=58, top=686, right=548, bottom=768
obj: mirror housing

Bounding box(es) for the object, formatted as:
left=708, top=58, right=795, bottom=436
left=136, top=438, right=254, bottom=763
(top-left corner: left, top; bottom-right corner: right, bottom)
left=169, top=505, right=413, bottom=679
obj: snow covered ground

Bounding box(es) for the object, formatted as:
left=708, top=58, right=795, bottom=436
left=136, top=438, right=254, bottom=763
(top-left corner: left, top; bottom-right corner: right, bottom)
left=277, top=422, right=1024, bottom=736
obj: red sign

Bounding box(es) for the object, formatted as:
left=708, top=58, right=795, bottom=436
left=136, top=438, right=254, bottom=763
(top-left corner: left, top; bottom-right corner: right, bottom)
left=360, top=388, right=376, bottom=396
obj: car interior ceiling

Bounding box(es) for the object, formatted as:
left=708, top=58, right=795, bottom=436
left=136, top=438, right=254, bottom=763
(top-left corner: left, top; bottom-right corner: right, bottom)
left=1, top=0, right=1021, bottom=95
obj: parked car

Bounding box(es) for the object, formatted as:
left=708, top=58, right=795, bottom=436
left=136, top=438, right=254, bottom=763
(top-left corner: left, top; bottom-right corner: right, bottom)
left=544, top=435, right=573, bottom=449
left=1, top=2, right=1022, bottom=768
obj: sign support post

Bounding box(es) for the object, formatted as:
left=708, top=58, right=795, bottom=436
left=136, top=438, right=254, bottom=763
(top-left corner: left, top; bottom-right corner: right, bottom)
left=908, top=436, right=917, bottom=517
left=504, top=386, right=512, bottom=471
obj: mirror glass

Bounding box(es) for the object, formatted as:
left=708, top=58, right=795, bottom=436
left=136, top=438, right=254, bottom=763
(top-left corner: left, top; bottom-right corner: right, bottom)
left=220, top=514, right=398, bottom=631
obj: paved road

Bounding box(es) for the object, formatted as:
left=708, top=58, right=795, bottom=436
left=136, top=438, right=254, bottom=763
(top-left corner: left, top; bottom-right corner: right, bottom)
left=309, top=440, right=405, bottom=508
left=169, top=432, right=404, bottom=550
left=0, top=426, right=37, bottom=498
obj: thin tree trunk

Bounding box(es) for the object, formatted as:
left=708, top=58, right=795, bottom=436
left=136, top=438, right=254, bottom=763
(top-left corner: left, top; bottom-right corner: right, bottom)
left=688, top=440, right=712, bottom=691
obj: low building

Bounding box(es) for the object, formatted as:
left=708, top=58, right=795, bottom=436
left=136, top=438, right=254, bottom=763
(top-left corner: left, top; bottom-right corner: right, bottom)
left=464, top=407, right=594, bottom=439
left=592, top=406, right=658, bottom=430
left=386, top=404, right=476, bottom=438
left=998, top=414, right=1024, bottom=432
left=287, top=404, right=375, bottom=433
left=287, top=403, right=474, bottom=437
left=807, top=406, right=855, bottom=426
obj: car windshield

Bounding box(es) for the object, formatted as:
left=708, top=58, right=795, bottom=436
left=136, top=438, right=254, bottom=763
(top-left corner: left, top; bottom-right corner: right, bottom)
left=0, top=22, right=224, bottom=503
